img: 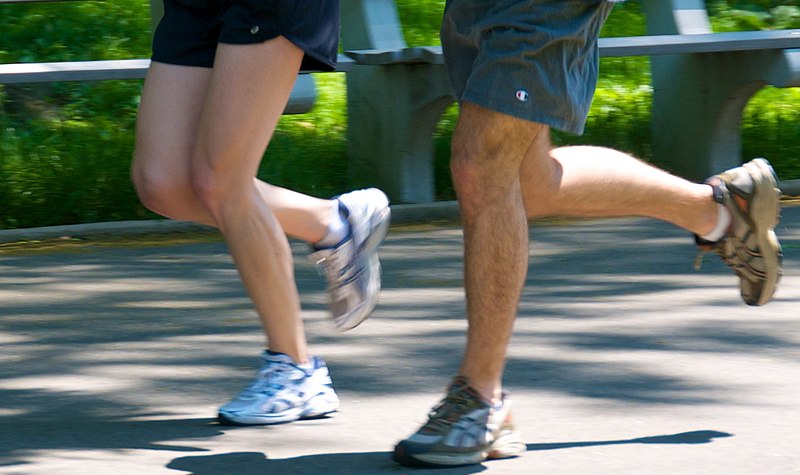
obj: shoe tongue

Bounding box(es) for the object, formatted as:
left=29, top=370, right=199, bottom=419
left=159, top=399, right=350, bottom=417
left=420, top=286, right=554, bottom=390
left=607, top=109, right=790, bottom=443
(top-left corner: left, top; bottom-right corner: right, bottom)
left=449, top=376, right=470, bottom=391
left=262, top=351, right=316, bottom=375
left=448, top=377, right=490, bottom=407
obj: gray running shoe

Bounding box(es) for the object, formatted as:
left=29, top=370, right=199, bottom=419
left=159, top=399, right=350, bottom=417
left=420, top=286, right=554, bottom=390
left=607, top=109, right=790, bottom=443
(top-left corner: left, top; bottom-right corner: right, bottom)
left=218, top=351, right=339, bottom=425
left=695, top=158, right=782, bottom=306
left=393, top=377, right=526, bottom=467
left=310, top=188, right=390, bottom=331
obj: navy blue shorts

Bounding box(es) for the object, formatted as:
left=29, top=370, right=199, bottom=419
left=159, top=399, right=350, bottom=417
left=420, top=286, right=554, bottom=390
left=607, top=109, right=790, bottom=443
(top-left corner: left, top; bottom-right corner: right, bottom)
left=151, top=0, right=339, bottom=71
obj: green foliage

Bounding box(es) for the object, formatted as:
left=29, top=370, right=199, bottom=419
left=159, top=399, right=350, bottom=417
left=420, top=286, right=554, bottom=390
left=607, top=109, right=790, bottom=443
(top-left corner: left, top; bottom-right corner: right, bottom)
left=396, top=0, right=446, bottom=46
left=708, top=0, right=800, bottom=30
left=553, top=84, right=654, bottom=162
left=259, top=74, right=349, bottom=198
left=0, top=81, right=144, bottom=228
left=0, top=0, right=153, bottom=228
left=0, top=0, right=152, bottom=63
left=1, top=0, right=799, bottom=228
left=742, top=87, right=800, bottom=180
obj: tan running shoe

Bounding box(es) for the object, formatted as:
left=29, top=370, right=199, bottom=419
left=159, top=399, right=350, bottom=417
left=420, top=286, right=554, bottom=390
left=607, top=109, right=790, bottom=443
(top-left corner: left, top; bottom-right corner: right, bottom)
left=393, top=377, right=526, bottom=468
left=695, top=158, right=782, bottom=306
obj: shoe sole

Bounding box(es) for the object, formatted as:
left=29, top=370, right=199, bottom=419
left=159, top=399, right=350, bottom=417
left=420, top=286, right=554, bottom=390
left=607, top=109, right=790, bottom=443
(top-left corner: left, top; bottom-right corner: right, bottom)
left=393, top=426, right=525, bottom=468
left=743, top=158, right=782, bottom=306
left=217, top=392, right=339, bottom=426
left=393, top=444, right=487, bottom=468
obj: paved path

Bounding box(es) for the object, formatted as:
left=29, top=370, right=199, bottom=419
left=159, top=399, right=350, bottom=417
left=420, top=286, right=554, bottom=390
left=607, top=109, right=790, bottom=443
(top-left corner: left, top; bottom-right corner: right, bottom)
left=1, top=206, right=799, bottom=474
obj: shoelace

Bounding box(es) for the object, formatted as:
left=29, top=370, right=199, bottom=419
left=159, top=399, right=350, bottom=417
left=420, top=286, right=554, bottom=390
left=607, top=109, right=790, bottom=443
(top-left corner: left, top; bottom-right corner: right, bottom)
left=695, top=234, right=756, bottom=275
left=694, top=245, right=715, bottom=270
left=315, top=244, right=365, bottom=289
left=694, top=233, right=730, bottom=271
left=422, top=389, right=476, bottom=432
left=242, top=362, right=299, bottom=397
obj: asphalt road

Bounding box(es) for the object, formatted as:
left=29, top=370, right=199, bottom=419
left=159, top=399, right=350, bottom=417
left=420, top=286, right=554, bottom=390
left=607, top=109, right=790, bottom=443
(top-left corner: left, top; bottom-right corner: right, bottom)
left=1, top=205, right=798, bottom=474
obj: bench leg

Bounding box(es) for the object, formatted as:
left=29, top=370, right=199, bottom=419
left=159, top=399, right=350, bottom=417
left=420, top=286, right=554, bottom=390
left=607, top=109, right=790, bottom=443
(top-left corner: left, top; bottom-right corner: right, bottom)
left=649, top=51, right=791, bottom=181
left=346, top=64, right=455, bottom=203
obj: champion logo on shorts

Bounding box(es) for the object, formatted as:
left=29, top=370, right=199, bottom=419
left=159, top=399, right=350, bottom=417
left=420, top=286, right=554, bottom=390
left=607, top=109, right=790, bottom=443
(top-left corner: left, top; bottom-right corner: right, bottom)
left=515, top=89, right=529, bottom=103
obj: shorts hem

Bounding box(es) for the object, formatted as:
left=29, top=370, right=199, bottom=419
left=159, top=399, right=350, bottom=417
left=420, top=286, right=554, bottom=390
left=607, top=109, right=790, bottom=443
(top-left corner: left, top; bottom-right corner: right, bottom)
left=460, top=91, right=587, bottom=135
left=150, top=54, right=213, bottom=69
left=217, top=34, right=337, bottom=72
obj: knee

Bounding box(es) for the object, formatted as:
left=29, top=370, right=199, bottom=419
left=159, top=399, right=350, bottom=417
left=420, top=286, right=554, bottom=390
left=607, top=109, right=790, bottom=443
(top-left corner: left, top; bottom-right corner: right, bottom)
left=131, top=152, right=192, bottom=218
left=449, top=132, right=517, bottom=213
left=450, top=133, right=493, bottom=188
left=130, top=155, right=169, bottom=215
left=188, top=160, right=248, bottom=225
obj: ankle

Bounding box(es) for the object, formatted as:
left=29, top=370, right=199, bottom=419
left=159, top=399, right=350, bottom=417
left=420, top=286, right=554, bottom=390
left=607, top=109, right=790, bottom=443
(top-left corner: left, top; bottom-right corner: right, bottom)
left=456, top=375, right=502, bottom=405
left=691, top=184, right=727, bottom=240
left=699, top=203, right=732, bottom=242
left=314, top=200, right=349, bottom=248
left=267, top=348, right=310, bottom=366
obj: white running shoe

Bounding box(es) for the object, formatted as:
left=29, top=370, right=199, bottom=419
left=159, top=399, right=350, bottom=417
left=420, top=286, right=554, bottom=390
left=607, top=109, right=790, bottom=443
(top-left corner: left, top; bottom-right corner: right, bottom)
left=217, top=351, right=340, bottom=425
left=310, top=188, right=391, bottom=331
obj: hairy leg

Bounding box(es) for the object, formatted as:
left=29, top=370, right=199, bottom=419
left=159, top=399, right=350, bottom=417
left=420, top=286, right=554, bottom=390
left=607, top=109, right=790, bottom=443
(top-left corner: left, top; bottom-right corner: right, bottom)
left=133, top=62, right=334, bottom=244
left=450, top=102, right=542, bottom=402
left=451, top=103, right=721, bottom=403
left=188, top=38, right=309, bottom=362
left=520, top=132, right=718, bottom=236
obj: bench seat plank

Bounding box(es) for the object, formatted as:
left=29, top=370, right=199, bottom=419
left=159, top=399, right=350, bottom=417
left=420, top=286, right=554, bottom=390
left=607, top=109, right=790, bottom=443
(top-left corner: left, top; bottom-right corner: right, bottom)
left=346, top=30, right=800, bottom=66
left=599, top=29, right=800, bottom=57
left=346, top=46, right=444, bottom=66
left=0, top=59, right=323, bottom=114
left=0, top=54, right=355, bottom=84
left=0, top=59, right=150, bottom=84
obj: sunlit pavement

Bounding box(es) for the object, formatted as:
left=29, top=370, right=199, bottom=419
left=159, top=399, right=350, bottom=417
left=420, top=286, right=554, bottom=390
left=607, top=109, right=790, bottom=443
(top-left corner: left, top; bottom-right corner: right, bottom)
left=1, top=205, right=799, bottom=475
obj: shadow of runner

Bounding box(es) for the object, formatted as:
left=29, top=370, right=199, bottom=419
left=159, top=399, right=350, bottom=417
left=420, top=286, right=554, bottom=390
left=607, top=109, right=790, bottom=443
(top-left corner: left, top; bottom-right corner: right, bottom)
left=167, top=450, right=488, bottom=475
left=165, top=431, right=732, bottom=474
left=0, top=404, right=222, bottom=456
left=526, top=430, right=733, bottom=451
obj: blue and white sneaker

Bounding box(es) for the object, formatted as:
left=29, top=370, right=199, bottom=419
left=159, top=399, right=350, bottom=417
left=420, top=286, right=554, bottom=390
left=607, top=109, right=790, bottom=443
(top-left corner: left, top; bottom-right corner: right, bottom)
left=217, top=351, right=340, bottom=425
left=311, top=188, right=391, bottom=331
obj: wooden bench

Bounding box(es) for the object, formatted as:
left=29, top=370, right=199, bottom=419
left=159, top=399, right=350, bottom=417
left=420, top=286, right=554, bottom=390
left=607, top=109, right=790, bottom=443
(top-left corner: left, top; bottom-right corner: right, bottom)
left=342, top=0, right=800, bottom=202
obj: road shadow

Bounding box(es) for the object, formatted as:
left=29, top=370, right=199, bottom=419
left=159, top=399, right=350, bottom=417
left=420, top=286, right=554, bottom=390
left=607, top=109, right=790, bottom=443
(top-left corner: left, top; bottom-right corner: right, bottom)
left=0, top=207, right=797, bottom=469
left=526, top=429, right=732, bottom=451
left=165, top=430, right=732, bottom=474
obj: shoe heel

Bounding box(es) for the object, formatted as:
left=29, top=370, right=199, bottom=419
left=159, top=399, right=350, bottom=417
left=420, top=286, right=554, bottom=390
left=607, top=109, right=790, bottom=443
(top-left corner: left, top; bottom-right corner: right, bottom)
left=300, top=389, right=340, bottom=419
left=364, top=206, right=391, bottom=252
left=742, top=159, right=779, bottom=229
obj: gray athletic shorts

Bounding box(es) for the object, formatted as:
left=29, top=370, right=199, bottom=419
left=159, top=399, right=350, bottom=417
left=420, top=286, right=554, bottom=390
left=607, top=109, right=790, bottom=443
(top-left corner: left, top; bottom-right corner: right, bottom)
left=440, top=0, right=617, bottom=135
